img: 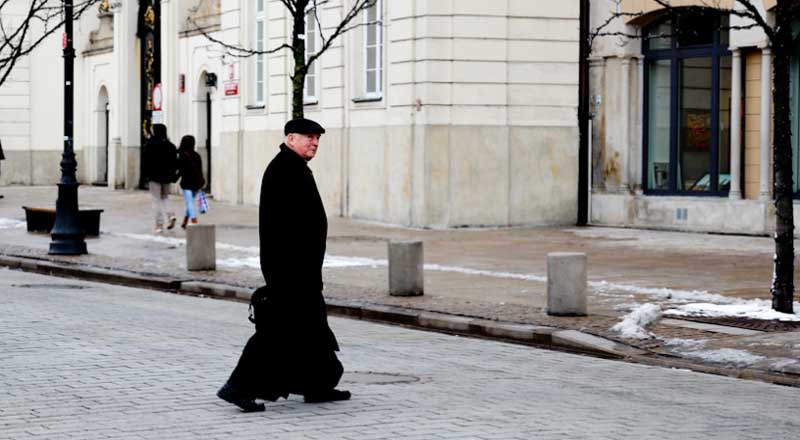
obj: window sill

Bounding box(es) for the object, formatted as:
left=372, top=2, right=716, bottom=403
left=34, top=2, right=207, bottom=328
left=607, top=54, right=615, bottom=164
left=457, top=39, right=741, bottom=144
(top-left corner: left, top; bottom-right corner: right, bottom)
left=245, top=104, right=265, bottom=110
left=303, top=100, right=319, bottom=106
left=352, top=95, right=382, bottom=103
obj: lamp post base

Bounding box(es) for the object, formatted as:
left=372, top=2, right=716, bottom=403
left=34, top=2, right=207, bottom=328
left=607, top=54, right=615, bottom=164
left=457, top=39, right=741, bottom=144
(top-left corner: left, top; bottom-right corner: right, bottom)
left=49, top=239, right=87, bottom=255
left=48, top=181, right=87, bottom=255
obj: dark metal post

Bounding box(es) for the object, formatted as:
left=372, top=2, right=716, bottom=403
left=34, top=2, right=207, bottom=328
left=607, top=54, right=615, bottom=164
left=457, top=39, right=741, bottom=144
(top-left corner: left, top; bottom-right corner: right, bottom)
left=576, top=0, right=590, bottom=226
left=49, top=0, right=87, bottom=255
left=204, top=73, right=216, bottom=193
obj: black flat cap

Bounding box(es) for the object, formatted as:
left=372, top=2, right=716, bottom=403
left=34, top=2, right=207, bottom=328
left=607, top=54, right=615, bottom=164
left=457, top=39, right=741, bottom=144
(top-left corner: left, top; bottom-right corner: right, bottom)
left=284, top=118, right=326, bottom=135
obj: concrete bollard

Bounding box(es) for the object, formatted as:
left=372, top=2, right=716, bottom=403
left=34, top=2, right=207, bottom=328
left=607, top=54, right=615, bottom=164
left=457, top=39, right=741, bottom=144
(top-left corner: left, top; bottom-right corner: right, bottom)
left=186, top=224, right=216, bottom=271
left=388, top=241, right=424, bottom=296
left=546, top=252, right=587, bottom=316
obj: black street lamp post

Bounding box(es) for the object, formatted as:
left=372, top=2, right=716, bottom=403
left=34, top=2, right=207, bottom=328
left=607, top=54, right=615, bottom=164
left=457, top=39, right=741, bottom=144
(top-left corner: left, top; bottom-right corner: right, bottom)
left=49, top=0, right=87, bottom=255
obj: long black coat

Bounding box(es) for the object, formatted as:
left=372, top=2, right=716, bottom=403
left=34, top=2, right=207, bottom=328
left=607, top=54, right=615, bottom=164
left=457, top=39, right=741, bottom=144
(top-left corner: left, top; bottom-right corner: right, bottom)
left=225, top=144, right=343, bottom=400
left=258, top=144, right=338, bottom=352
left=143, top=138, right=178, bottom=184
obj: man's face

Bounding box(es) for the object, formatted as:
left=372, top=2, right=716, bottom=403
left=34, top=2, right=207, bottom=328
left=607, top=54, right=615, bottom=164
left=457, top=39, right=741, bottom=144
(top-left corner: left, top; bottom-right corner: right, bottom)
left=287, top=133, right=321, bottom=161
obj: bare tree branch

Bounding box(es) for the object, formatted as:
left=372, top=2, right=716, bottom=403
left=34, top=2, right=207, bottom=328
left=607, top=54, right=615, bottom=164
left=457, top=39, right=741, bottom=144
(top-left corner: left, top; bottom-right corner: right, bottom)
left=187, top=19, right=294, bottom=59
left=0, top=0, right=101, bottom=87
left=305, top=0, right=376, bottom=70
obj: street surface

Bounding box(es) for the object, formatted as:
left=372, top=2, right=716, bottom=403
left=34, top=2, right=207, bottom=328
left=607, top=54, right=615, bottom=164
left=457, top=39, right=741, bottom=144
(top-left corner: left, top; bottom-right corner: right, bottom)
left=2, top=268, right=799, bottom=440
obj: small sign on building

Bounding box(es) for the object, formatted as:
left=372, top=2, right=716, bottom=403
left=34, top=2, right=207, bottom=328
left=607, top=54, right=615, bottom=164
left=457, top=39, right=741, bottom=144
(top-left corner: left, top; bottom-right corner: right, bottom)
left=224, top=82, right=238, bottom=96
left=152, top=84, right=163, bottom=111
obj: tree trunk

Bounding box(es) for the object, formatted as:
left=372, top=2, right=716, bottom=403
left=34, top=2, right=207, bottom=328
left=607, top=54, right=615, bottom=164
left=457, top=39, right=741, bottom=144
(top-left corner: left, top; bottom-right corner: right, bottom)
left=770, top=0, right=795, bottom=313
left=291, top=0, right=309, bottom=119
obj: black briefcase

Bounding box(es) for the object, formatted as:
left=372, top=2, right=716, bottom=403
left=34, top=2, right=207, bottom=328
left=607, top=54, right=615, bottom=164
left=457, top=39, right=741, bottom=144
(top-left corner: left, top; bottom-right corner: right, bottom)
left=248, top=285, right=278, bottom=327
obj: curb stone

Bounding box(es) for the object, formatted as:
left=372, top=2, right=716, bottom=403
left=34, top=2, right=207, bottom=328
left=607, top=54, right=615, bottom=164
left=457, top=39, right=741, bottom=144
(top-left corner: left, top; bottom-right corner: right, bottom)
left=0, top=253, right=627, bottom=357
left=3, top=253, right=800, bottom=387
left=180, top=281, right=252, bottom=301
left=0, top=254, right=180, bottom=291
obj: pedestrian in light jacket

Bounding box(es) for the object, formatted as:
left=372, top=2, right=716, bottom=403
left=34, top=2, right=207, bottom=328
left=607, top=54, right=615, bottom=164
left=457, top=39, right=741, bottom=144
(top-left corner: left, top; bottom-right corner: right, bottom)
left=142, top=124, right=178, bottom=232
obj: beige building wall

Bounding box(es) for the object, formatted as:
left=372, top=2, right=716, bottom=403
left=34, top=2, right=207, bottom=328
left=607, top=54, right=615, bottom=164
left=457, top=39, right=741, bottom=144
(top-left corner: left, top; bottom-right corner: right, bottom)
left=0, top=1, right=67, bottom=186
left=742, top=50, right=774, bottom=201
left=1, top=0, right=580, bottom=229
left=225, top=0, right=580, bottom=228
left=744, top=50, right=762, bottom=200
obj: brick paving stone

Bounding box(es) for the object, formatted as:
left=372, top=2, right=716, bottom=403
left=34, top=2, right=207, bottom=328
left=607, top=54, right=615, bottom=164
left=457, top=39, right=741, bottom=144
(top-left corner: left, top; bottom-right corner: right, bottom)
left=1, top=269, right=800, bottom=440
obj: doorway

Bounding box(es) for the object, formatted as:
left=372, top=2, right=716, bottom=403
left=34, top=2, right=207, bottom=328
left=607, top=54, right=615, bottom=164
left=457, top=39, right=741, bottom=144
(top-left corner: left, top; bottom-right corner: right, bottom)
left=197, top=71, right=216, bottom=193
left=95, top=86, right=109, bottom=186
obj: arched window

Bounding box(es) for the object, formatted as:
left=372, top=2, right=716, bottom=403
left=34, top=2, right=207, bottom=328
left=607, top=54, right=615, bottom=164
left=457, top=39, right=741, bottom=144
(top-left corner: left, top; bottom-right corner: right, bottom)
left=643, top=9, right=731, bottom=194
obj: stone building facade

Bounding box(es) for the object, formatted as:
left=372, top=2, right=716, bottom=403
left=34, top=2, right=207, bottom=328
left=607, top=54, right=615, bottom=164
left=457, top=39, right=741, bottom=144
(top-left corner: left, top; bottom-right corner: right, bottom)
left=588, top=0, right=799, bottom=235
left=0, top=0, right=581, bottom=229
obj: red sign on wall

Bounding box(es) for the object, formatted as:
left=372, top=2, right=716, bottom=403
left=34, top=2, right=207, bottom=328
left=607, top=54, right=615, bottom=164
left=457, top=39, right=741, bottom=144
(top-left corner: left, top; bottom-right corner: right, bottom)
left=224, top=82, right=238, bottom=96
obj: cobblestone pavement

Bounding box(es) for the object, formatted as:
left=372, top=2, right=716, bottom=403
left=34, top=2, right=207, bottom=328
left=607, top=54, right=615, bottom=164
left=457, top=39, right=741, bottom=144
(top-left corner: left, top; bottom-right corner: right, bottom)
left=2, top=269, right=800, bottom=440
left=1, top=186, right=799, bottom=380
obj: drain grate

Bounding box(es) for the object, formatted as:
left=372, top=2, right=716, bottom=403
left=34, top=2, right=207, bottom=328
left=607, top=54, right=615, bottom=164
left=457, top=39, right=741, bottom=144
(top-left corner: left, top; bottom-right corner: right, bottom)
left=675, top=316, right=800, bottom=332
left=12, top=284, right=88, bottom=290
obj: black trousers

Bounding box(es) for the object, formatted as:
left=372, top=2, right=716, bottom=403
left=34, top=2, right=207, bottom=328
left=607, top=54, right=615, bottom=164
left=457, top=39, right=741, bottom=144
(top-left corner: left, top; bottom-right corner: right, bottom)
left=227, top=332, right=343, bottom=401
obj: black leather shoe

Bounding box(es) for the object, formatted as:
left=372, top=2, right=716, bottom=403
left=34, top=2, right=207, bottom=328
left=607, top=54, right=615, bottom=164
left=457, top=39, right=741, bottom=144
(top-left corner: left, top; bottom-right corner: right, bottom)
left=304, top=389, right=351, bottom=403
left=217, top=383, right=266, bottom=412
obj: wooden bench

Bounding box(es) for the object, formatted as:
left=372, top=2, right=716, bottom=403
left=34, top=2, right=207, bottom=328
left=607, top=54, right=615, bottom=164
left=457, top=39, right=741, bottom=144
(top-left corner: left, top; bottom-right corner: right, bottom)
left=22, top=206, right=104, bottom=237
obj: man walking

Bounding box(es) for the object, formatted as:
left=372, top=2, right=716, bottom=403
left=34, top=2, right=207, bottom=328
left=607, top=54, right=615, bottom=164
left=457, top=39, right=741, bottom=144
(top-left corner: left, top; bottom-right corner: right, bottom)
left=142, top=124, right=178, bottom=232
left=217, top=118, right=349, bottom=412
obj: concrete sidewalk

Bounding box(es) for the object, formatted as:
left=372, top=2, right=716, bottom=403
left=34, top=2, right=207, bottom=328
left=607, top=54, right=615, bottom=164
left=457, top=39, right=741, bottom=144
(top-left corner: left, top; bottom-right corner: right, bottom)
left=0, top=185, right=798, bottom=385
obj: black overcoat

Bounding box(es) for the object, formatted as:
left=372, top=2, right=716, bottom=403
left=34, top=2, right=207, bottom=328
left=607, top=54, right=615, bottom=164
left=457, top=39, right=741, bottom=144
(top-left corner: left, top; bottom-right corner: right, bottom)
left=225, top=144, right=343, bottom=400
left=143, top=138, right=178, bottom=184
left=258, top=144, right=338, bottom=352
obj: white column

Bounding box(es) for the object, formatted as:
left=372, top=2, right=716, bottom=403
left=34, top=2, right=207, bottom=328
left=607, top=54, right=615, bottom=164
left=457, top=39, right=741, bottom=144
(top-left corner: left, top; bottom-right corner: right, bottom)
left=729, top=49, right=742, bottom=199
left=110, top=2, right=126, bottom=188
left=635, top=55, right=645, bottom=193
left=619, top=56, right=631, bottom=193
left=760, top=47, right=772, bottom=201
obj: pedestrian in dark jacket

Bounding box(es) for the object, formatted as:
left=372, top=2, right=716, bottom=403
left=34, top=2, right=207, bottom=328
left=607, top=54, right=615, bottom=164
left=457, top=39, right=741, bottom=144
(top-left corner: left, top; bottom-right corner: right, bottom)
left=217, top=118, right=350, bottom=412
left=142, top=124, right=178, bottom=232
left=176, top=135, right=205, bottom=229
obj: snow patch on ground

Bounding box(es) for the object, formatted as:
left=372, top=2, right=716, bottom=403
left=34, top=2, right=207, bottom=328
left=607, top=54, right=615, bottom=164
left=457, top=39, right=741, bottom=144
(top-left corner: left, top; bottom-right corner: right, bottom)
left=659, top=338, right=767, bottom=369
left=769, top=359, right=799, bottom=372
left=0, top=218, right=26, bottom=230
left=592, top=280, right=735, bottom=304
left=661, top=338, right=708, bottom=350
left=424, top=264, right=547, bottom=282
left=216, top=256, right=259, bottom=268
left=114, top=233, right=185, bottom=247
left=216, top=243, right=259, bottom=253
left=217, top=254, right=387, bottom=269
left=665, top=300, right=800, bottom=321
left=326, top=255, right=386, bottom=268
left=611, top=303, right=662, bottom=339
left=679, top=348, right=766, bottom=367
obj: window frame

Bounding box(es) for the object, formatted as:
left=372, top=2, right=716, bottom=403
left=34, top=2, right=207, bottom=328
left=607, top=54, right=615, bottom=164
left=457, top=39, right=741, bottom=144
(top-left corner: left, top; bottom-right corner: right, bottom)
left=303, top=4, right=321, bottom=105
left=252, top=0, right=267, bottom=107
left=642, top=12, right=732, bottom=196
left=362, top=0, right=382, bottom=99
